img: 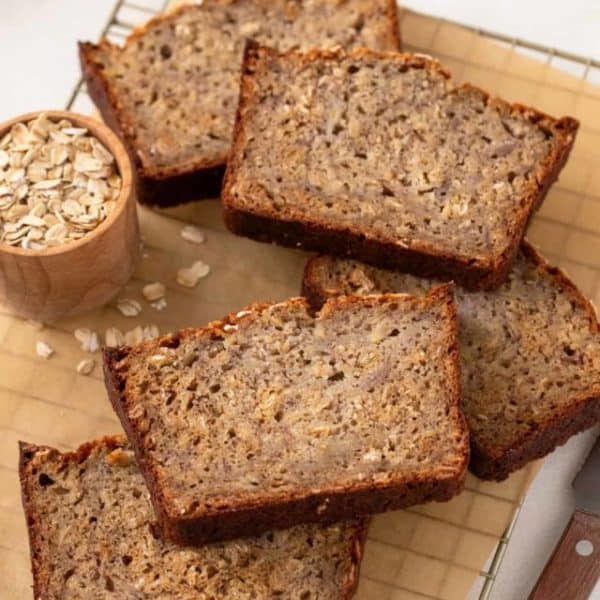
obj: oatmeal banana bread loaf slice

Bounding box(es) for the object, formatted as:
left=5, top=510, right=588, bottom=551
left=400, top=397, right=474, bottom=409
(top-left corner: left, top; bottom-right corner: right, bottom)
left=302, top=242, right=600, bottom=480
left=223, top=45, right=578, bottom=290
left=20, top=436, right=367, bottom=599
left=79, top=1, right=401, bottom=206
left=103, top=290, right=469, bottom=545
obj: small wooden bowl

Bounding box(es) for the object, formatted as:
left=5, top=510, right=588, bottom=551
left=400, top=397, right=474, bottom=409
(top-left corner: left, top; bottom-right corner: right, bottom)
left=0, top=110, right=139, bottom=322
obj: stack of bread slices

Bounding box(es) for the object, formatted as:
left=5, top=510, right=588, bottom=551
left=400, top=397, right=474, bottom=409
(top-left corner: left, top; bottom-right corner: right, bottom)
left=19, top=2, right=599, bottom=598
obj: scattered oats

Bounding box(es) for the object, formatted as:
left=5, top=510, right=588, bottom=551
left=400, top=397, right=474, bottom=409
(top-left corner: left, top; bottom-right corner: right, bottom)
left=224, top=324, right=238, bottom=332
left=142, top=282, right=165, bottom=302
left=176, top=260, right=210, bottom=288
left=143, top=324, right=160, bottom=340
left=176, top=267, right=197, bottom=288
left=180, top=224, right=205, bottom=244
left=150, top=298, right=167, bottom=311
left=190, top=260, right=210, bottom=278
left=36, top=340, right=54, bottom=359
left=117, top=298, right=142, bottom=317
left=236, top=310, right=252, bottom=318
left=74, top=328, right=100, bottom=352
left=105, top=327, right=125, bottom=347
left=0, top=113, right=121, bottom=249
left=125, top=326, right=144, bottom=345
left=76, top=358, right=95, bottom=375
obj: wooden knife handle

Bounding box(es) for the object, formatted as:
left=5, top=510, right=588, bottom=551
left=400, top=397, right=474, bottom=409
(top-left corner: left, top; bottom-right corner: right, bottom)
left=529, top=509, right=600, bottom=600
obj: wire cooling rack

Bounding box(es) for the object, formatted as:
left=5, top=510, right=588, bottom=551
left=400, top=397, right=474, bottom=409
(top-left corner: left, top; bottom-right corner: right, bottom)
left=34, top=1, right=598, bottom=599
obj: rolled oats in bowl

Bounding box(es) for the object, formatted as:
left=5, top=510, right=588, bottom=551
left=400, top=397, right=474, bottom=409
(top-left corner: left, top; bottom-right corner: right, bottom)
left=0, top=112, right=122, bottom=250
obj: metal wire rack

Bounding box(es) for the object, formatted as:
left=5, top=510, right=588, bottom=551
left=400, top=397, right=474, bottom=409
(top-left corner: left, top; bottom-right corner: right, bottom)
left=61, top=2, right=600, bottom=599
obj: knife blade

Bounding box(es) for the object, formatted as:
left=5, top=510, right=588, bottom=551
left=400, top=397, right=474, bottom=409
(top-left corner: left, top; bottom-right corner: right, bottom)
left=529, top=435, right=600, bottom=600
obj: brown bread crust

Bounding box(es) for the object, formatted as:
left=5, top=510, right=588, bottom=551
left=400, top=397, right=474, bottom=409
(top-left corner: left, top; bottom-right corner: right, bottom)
left=103, top=289, right=469, bottom=545
left=469, top=394, right=600, bottom=480
left=301, top=241, right=600, bottom=481
left=79, top=2, right=402, bottom=207
left=223, top=44, right=579, bottom=291
left=20, top=436, right=369, bottom=599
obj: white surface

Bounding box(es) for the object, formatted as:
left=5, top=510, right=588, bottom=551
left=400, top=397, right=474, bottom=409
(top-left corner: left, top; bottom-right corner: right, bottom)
left=0, top=1, right=598, bottom=599
left=492, top=427, right=600, bottom=599
left=403, top=0, right=600, bottom=59
left=0, top=0, right=115, bottom=120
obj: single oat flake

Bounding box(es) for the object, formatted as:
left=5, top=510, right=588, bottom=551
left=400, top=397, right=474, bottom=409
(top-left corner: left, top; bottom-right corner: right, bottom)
left=142, top=282, right=166, bottom=302
left=36, top=340, right=54, bottom=359
left=76, top=358, right=96, bottom=375
left=117, top=298, right=142, bottom=317
left=74, top=328, right=100, bottom=353
left=105, top=327, right=125, bottom=348
left=176, top=260, right=210, bottom=288
left=180, top=224, right=205, bottom=244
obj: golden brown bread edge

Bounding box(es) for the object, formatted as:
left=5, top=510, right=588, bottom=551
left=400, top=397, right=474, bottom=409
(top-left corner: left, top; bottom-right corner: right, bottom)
left=103, top=290, right=469, bottom=545
left=78, top=1, right=402, bottom=207
left=222, top=43, right=579, bottom=291
left=301, top=241, right=600, bottom=481
left=19, top=436, right=369, bottom=599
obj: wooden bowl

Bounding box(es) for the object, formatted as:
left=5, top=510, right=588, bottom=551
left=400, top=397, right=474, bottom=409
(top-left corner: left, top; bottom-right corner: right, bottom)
left=0, top=110, right=139, bottom=322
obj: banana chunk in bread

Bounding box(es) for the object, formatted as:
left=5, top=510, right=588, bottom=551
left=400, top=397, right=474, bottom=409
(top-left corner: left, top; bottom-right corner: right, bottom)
left=20, top=436, right=367, bottom=599
left=103, top=291, right=469, bottom=544
left=302, top=242, right=600, bottom=480
left=79, top=0, right=401, bottom=206
left=223, top=45, right=578, bottom=290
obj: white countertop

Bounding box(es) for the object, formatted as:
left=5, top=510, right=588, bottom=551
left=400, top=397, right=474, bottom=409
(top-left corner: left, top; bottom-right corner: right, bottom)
left=1, top=1, right=599, bottom=598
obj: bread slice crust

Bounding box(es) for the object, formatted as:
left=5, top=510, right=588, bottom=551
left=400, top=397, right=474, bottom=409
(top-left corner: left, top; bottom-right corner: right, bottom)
left=301, top=241, right=600, bottom=480
left=79, top=1, right=402, bottom=206
left=103, top=290, right=469, bottom=544
left=19, top=435, right=369, bottom=599
left=223, top=44, right=578, bottom=290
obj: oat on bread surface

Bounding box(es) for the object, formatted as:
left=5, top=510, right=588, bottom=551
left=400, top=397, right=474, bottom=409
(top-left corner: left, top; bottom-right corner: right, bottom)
left=103, top=290, right=468, bottom=544
left=79, top=0, right=401, bottom=205
left=20, top=436, right=366, bottom=599
left=302, top=242, right=600, bottom=480
left=223, top=45, right=578, bottom=290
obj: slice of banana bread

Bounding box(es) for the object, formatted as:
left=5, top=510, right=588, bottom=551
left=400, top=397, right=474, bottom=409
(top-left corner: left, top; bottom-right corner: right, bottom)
left=103, top=290, right=469, bottom=544
left=20, top=436, right=367, bottom=599
left=302, top=242, right=600, bottom=480
left=79, top=0, right=401, bottom=206
left=223, top=45, right=578, bottom=290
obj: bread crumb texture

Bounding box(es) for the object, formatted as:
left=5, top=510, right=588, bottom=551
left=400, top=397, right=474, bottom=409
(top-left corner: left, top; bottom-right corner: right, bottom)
left=21, top=437, right=362, bottom=598
left=85, top=0, right=399, bottom=174
left=109, top=294, right=466, bottom=519
left=226, top=48, right=576, bottom=262
left=305, top=245, right=600, bottom=462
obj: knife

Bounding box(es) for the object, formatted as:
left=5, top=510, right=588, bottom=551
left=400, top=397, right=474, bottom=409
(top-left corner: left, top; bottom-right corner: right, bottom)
left=529, top=436, right=600, bottom=599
